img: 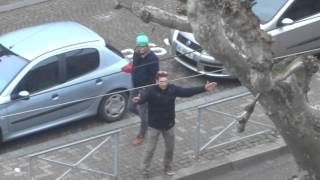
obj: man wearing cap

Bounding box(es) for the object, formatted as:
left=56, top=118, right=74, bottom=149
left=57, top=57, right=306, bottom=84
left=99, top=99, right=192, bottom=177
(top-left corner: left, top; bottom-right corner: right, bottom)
left=129, top=32, right=159, bottom=145
left=133, top=71, right=217, bottom=179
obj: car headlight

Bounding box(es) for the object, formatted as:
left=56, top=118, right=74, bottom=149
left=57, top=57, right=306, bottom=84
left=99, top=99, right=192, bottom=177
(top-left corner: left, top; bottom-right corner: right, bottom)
left=201, top=50, right=210, bottom=56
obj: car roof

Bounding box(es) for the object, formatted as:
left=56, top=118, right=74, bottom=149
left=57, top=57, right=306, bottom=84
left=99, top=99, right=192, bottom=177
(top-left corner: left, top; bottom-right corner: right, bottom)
left=0, top=21, right=105, bottom=61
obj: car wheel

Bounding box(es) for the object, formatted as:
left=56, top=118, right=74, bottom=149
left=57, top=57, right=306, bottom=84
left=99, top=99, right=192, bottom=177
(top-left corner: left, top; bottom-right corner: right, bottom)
left=98, top=92, right=128, bottom=122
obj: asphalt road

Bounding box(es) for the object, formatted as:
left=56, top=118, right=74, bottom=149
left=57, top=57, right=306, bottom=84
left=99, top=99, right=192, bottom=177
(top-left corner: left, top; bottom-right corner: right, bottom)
left=0, top=0, right=240, bottom=160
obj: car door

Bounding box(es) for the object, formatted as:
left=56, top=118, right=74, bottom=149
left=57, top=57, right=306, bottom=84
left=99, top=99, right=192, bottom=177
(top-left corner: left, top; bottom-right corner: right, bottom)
left=269, top=0, right=320, bottom=57
left=58, top=48, right=101, bottom=119
left=6, top=55, right=63, bottom=133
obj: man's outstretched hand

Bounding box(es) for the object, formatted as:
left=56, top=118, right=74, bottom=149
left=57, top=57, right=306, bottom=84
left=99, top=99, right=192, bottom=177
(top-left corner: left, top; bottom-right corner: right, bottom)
left=132, top=96, right=140, bottom=103
left=205, top=81, right=217, bottom=91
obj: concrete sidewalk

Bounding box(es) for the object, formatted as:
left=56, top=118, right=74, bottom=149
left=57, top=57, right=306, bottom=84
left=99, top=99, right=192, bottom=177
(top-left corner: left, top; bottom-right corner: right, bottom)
left=153, top=138, right=287, bottom=180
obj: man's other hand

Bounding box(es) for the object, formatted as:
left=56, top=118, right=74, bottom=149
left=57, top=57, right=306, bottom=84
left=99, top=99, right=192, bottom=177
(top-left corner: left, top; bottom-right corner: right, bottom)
left=205, top=81, right=217, bottom=91
left=132, top=96, right=140, bottom=103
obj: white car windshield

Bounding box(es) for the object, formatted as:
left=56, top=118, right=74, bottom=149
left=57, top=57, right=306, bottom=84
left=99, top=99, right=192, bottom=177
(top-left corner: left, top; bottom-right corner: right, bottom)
left=252, top=0, right=288, bottom=24
left=0, top=46, right=28, bottom=94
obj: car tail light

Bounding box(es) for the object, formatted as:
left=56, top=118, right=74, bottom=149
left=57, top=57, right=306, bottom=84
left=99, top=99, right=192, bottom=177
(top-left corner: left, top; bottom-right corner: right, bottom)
left=121, top=62, right=132, bottom=73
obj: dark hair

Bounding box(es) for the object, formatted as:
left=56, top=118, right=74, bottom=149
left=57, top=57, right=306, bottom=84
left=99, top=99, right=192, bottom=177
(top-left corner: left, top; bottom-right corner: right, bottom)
left=156, top=70, right=168, bottom=79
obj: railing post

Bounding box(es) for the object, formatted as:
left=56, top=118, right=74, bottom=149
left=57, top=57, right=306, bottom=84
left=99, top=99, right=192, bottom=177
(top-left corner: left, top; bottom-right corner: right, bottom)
left=28, top=157, right=33, bottom=180
left=195, top=107, right=202, bottom=159
left=113, top=131, right=120, bottom=179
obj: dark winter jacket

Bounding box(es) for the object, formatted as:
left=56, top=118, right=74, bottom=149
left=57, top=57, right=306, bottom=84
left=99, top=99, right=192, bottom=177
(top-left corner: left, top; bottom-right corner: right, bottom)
left=138, top=84, right=206, bottom=130
left=131, top=51, right=159, bottom=88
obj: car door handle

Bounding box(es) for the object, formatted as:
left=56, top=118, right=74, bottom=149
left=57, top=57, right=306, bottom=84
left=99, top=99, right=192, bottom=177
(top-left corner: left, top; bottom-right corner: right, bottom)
left=51, top=94, right=59, bottom=101
left=96, top=79, right=103, bottom=85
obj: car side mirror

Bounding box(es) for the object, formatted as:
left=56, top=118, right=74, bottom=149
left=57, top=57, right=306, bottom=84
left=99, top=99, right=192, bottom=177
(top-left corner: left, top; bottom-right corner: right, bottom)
left=281, top=18, right=294, bottom=26
left=12, top=90, right=30, bottom=100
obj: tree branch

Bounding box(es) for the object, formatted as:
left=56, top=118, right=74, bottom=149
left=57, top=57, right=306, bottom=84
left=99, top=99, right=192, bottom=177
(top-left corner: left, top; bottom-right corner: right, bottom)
left=113, top=0, right=192, bottom=32
left=271, top=55, right=318, bottom=102
left=273, top=58, right=304, bottom=83
left=237, top=93, right=261, bottom=133
left=176, top=0, right=187, bottom=15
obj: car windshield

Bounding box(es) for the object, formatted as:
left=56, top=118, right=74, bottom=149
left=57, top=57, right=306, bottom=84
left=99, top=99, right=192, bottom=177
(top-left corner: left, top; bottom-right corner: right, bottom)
left=0, top=45, right=28, bottom=94
left=251, top=0, right=288, bottom=24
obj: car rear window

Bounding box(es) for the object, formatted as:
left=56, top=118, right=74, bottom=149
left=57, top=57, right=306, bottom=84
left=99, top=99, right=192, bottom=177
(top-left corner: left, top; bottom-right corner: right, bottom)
left=252, top=0, right=288, bottom=24
left=65, top=48, right=100, bottom=81
left=282, top=0, right=320, bottom=22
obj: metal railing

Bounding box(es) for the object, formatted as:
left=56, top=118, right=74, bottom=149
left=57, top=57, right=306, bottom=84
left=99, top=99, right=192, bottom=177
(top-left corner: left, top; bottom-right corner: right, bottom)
left=194, top=92, right=275, bottom=159
left=27, top=129, right=121, bottom=180
left=25, top=92, right=277, bottom=179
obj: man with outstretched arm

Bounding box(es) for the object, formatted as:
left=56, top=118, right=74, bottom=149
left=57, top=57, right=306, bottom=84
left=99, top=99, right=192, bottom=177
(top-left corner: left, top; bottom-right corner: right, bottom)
left=132, top=70, right=217, bottom=180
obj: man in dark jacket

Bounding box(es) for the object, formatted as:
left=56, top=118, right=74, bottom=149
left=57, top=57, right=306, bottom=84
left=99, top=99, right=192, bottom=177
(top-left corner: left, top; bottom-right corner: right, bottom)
left=129, top=32, right=159, bottom=145
left=133, top=71, right=217, bottom=179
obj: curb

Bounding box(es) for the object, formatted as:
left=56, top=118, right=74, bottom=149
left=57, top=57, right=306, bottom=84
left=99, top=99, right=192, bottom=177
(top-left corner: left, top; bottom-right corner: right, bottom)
left=0, top=0, right=51, bottom=14
left=151, top=138, right=287, bottom=180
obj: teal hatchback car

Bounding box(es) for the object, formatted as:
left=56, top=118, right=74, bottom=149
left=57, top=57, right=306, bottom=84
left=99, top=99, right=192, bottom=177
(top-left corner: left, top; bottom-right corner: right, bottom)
left=0, top=21, right=132, bottom=142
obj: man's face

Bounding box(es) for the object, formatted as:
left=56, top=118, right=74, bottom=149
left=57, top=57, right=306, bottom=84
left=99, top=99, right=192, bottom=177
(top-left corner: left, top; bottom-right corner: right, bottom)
left=157, top=76, right=169, bottom=90
left=136, top=45, right=148, bottom=55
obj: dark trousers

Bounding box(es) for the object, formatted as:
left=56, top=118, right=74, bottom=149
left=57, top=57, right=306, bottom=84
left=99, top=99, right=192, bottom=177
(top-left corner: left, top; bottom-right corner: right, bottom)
left=128, top=89, right=148, bottom=138
left=142, top=127, right=175, bottom=175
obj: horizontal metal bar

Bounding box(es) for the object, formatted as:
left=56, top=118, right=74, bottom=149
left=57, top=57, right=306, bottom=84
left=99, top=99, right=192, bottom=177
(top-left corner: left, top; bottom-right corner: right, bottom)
left=0, top=64, right=221, bottom=119
left=28, top=129, right=121, bottom=157
left=249, top=120, right=275, bottom=129
left=206, top=129, right=272, bottom=151
left=198, top=92, right=251, bottom=109
left=203, top=108, right=238, bottom=119
left=35, top=157, right=114, bottom=177
left=200, top=120, right=237, bottom=151
left=272, top=46, right=320, bottom=60
left=204, top=108, right=275, bottom=129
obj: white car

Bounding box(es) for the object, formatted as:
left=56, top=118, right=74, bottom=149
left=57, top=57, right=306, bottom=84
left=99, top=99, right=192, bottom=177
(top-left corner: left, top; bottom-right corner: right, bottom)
left=169, top=0, right=320, bottom=78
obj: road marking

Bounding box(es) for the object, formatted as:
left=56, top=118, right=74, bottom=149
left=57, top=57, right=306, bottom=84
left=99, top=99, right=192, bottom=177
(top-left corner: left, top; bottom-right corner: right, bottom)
left=14, top=168, right=21, bottom=173
left=163, top=38, right=170, bottom=46
left=93, top=12, right=113, bottom=21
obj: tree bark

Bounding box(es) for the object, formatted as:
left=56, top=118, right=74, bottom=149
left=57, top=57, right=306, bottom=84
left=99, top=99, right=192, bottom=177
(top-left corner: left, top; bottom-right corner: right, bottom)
left=187, top=1, right=320, bottom=179
left=113, top=0, right=191, bottom=32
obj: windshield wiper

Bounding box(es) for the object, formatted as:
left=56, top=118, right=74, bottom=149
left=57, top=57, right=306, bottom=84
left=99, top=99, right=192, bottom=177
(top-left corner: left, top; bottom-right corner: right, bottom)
left=0, top=44, right=13, bottom=57
left=249, top=0, right=257, bottom=7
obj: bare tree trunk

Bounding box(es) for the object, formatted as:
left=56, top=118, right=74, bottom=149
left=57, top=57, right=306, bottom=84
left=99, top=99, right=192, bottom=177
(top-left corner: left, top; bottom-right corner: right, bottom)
left=259, top=86, right=320, bottom=180
left=188, top=1, right=320, bottom=179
